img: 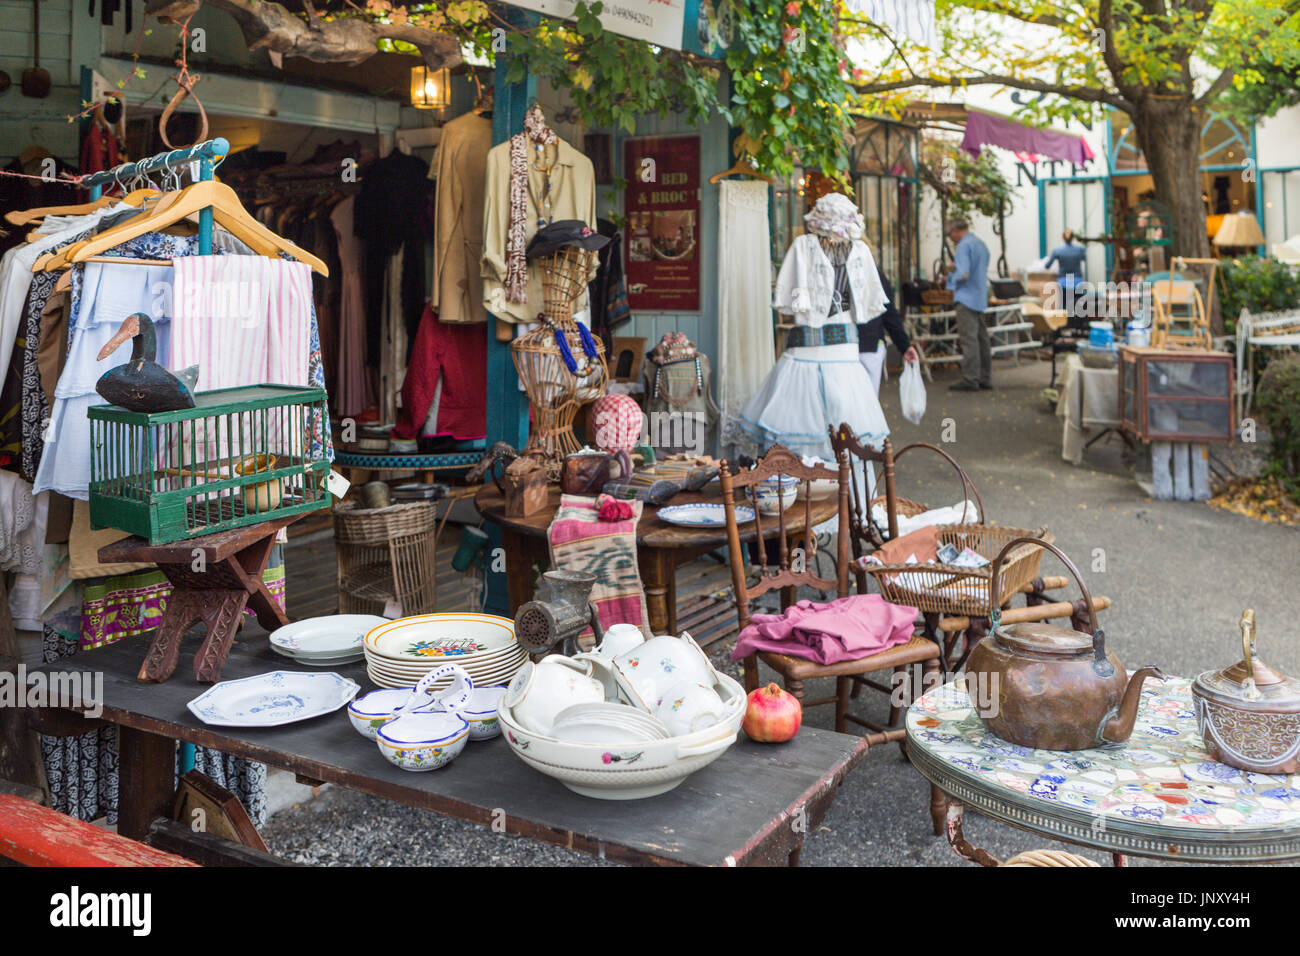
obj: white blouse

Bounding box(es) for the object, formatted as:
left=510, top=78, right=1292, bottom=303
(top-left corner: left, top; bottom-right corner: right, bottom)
left=772, top=234, right=887, bottom=328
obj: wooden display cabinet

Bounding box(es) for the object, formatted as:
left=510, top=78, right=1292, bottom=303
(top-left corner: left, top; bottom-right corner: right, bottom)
left=1118, top=346, right=1234, bottom=443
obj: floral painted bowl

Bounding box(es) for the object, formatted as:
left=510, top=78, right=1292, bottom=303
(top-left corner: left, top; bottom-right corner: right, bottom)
left=464, top=684, right=508, bottom=740
left=376, top=711, right=469, bottom=771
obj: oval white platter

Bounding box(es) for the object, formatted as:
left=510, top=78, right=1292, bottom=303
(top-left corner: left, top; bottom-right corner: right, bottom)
left=656, top=503, right=754, bottom=528
left=187, top=671, right=360, bottom=727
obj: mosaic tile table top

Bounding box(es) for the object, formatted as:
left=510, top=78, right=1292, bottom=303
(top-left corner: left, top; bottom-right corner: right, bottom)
left=906, top=676, right=1300, bottom=862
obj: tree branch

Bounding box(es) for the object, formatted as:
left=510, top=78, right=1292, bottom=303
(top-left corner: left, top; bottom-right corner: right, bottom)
left=856, top=72, right=1135, bottom=115
left=145, top=0, right=464, bottom=69
left=1197, top=65, right=1236, bottom=108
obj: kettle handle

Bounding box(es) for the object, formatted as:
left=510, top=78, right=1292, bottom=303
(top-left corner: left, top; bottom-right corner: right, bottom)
left=988, top=536, right=1103, bottom=661
left=1240, top=609, right=1261, bottom=699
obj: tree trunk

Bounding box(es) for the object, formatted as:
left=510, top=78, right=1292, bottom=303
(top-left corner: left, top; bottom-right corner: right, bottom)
left=1132, top=99, right=1223, bottom=332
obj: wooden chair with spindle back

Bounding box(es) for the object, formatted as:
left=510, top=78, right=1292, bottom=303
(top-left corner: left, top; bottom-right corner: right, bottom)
left=719, top=446, right=946, bottom=835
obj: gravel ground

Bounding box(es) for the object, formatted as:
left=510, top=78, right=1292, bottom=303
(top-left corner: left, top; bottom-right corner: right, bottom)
left=263, top=355, right=1299, bottom=867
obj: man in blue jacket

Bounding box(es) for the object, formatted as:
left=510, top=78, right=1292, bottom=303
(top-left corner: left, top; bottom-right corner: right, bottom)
left=944, top=218, right=991, bottom=391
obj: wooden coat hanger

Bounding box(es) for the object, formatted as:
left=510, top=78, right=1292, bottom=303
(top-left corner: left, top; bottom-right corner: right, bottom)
left=708, top=158, right=773, bottom=185
left=5, top=195, right=116, bottom=227
left=63, top=180, right=329, bottom=275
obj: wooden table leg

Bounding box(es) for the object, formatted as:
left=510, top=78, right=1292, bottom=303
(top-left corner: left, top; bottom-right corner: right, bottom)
left=502, top=529, right=544, bottom=614
left=640, top=549, right=673, bottom=636
left=117, top=726, right=177, bottom=842
left=193, top=590, right=254, bottom=684
left=945, top=799, right=1000, bottom=867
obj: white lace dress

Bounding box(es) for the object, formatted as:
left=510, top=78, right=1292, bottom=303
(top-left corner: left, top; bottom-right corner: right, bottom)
left=740, top=235, right=891, bottom=458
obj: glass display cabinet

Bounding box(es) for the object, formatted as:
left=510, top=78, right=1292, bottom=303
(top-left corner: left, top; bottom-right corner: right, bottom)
left=1119, top=346, right=1234, bottom=442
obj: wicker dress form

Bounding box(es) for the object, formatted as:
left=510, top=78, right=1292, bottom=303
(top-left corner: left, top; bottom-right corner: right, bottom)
left=510, top=246, right=609, bottom=458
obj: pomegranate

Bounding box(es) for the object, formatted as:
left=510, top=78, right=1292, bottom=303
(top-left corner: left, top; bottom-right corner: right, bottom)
left=743, top=683, right=802, bottom=742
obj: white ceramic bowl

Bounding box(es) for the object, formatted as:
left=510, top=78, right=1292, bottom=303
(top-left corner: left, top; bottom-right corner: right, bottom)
left=348, top=687, right=430, bottom=740
left=463, top=684, right=508, bottom=740
left=612, top=633, right=717, bottom=712
left=376, top=711, right=470, bottom=771
left=498, top=671, right=747, bottom=800
left=505, top=657, right=606, bottom=735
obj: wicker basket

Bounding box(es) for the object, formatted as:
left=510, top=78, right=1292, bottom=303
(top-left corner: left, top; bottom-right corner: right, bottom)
left=864, top=525, right=1054, bottom=618
left=333, top=500, right=438, bottom=618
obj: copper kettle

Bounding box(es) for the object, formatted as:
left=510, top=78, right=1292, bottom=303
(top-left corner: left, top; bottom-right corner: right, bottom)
left=965, top=538, right=1163, bottom=750
left=1191, top=610, right=1300, bottom=774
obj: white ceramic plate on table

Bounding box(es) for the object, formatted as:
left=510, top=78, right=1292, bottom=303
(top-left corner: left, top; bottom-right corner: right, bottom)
left=187, top=671, right=359, bottom=727
left=269, top=615, right=387, bottom=659
left=656, top=503, right=753, bottom=528
left=364, top=613, right=519, bottom=664
left=271, top=645, right=364, bottom=667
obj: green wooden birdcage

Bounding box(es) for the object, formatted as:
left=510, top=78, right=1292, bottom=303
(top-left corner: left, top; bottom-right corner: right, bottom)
left=88, top=384, right=331, bottom=545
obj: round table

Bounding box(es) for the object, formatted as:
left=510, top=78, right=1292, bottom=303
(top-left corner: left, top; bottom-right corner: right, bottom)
left=906, top=676, right=1300, bottom=865
left=475, top=484, right=840, bottom=635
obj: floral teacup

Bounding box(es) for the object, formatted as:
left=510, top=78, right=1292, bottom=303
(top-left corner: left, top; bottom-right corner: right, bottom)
left=594, top=622, right=645, bottom=660
left=505, top=656, right=605, bottom=736
left=612, top=633, right=715, bottom=712
left=654, top=680, right=726, bottom=737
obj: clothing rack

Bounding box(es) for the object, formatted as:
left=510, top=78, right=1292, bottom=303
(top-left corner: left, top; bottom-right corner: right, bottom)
left=83, top=137, right=230, bottom=256
left=82, top=139, right=230, bottom=775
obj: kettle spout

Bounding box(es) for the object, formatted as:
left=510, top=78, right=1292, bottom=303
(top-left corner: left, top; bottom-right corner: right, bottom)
left=1101, top=666, right=1165, bottom=744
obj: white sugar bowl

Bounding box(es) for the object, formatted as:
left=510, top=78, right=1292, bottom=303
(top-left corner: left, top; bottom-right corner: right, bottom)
left=654, top=681, right=727, bottom=737
left=504, top=656, right=605, bottom=736
left=613, top=633, right=716, bottom=712
left=462, top=684, right=508, bottom=740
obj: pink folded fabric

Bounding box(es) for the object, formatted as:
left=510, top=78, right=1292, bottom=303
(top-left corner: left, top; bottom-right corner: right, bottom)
left=731, top=594, right=918, bottom=665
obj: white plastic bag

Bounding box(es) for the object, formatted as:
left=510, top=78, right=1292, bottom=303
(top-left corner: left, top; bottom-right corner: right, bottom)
left=899, top=360, right=927, bottom=425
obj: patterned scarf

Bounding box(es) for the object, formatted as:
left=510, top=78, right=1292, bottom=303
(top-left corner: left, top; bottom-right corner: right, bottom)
left=506, top=105, right=557, bottom=304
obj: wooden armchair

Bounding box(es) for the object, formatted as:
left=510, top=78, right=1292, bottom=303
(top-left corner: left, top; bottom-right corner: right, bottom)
left=719, top=444, right=943, bottom=746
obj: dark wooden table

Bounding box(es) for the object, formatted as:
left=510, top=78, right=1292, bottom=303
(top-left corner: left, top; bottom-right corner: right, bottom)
left=100, top=515, right=300, bottom=684
left=29, top=636, right=868, bottom=866
left=476, top=485, right=839, bottom=634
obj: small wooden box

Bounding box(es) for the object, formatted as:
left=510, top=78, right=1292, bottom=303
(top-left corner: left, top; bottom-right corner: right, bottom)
left=503, top=458, right=549, bottom=518
left=1118, top=346, right=1234, bottom=443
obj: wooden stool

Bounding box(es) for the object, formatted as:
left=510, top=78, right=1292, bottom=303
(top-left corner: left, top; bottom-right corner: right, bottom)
left=99, top=515, right=301, bottom=684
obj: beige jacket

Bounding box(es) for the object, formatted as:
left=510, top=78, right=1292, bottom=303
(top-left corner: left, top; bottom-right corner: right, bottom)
left=429, top=112, right=493, bottom=324
left=481, top=134, right=597, bottom=333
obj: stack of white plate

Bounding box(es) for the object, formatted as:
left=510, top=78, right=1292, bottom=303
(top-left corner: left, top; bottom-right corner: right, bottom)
left=362, top=613, right=528, bottom=689
left=269, top=615, right=387, bottom=667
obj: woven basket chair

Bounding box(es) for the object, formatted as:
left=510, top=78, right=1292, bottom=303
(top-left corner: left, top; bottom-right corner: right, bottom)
left=333, top=500, right=438, bottom=617
left=862, top=524, right=1054, bottom=620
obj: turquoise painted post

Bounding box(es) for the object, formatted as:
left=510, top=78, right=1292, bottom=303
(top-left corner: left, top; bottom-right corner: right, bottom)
left=1251, top=127, right=1265, bottom=255
left=483, top=13, right=538, bottom=615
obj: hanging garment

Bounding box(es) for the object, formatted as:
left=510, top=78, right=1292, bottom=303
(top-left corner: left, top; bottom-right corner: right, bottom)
left=80, top=122, right=121, bottom=178
left=379, top=247, right=408, bottom=425
left=331, top=195, right=371, bottom=419
left=34, top=260, right=175, bottom=500
left=587, top=217, right=630, bottom=346
left=430, top=111, right=493, bottom=324
left=393, top=305, right=487, bottom=442
left=846, top=0, right=936, bottom=47
left=0, top=469, right=41, bottom=573
left=481, top=134, right=597, bottom=327
left=740, top=236, right=891, bottom=459
left=716, top=180, right=775, bottom=456
left=355, top=150, right=430, bottom=355
left=169, top=255, right=313, bottom=390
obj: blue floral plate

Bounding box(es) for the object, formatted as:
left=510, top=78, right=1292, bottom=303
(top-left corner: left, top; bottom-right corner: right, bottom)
left=187, top=671, right=360, bottom=727
left=657, top=503, right=754, bottom=528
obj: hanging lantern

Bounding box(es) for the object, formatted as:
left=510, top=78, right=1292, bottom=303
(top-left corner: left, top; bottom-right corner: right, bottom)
left=410, top=66, right=450, bottom=109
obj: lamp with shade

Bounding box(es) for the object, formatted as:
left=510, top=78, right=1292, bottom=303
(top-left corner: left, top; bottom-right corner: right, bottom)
left=1213, top=211, right=1265, bottom=252
left=411, top=66, right=451, bottom=110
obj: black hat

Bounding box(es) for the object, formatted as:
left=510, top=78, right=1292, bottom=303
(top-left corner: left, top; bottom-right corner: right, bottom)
left=526, top=220, right=611, bottom=260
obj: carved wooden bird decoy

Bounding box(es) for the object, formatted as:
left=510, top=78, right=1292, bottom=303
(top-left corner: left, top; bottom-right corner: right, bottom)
left=95, top=312, right=199, bottom=413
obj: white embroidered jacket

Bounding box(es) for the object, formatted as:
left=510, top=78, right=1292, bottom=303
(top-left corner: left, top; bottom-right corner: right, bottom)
left=772, top=234, right=887, bottom=328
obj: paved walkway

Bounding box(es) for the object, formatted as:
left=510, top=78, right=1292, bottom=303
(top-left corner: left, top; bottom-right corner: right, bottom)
left=263, top=356, right=1300, bottom=867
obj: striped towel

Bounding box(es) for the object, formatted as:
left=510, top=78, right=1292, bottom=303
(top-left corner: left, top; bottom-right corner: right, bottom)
left=548, top=494, right=651, bottom=638
left=170, top=255, right=312, bottom=391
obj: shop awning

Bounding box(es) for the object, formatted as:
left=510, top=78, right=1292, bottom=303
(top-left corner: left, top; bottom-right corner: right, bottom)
left=903, top=101, right=1095, bottom=166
